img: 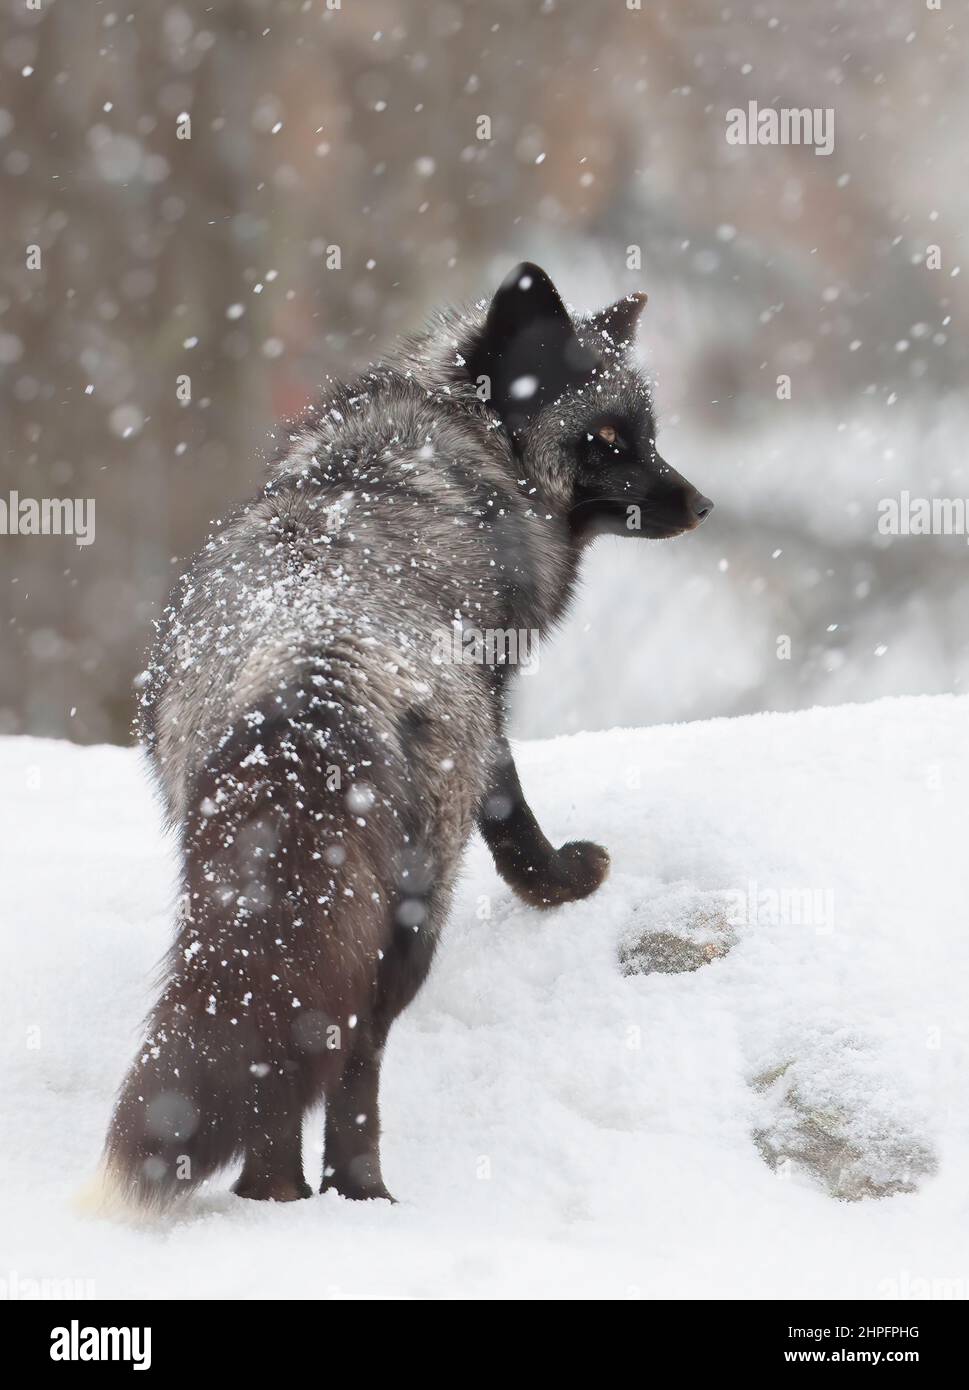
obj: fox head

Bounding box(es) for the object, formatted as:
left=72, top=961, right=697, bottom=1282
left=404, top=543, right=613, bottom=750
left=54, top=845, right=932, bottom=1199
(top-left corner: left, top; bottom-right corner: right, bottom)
left=466, top=262, right=712, bottom=542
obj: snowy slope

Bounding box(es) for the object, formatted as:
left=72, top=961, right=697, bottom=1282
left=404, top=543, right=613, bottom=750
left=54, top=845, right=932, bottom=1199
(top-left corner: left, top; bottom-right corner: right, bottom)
left=1, top=696, right=967, bottom=1300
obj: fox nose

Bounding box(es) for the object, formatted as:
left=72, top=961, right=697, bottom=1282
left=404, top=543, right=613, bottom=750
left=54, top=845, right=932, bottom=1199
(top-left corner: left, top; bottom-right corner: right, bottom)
left=691, top=494, right=714, bottom=523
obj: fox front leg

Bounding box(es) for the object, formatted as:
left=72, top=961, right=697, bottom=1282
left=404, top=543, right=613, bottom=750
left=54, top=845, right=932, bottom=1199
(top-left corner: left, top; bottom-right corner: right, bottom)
left=477, top=737, right=609, bottom=908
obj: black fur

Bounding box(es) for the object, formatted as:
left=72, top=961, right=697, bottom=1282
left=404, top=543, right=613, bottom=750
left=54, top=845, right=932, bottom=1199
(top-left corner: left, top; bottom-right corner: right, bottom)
left=101, top=262, right=712, bottom=1209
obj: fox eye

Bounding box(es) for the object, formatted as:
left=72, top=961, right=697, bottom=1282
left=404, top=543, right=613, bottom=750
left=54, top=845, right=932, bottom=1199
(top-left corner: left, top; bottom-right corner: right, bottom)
left=585, top=420, right=631, bottom=454
left=592, top=422, right=627, bottom=452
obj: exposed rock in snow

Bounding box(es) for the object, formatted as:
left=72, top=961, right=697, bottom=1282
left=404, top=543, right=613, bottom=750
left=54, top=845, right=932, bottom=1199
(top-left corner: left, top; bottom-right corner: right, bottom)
left=618, top=884, right=736, bottom=974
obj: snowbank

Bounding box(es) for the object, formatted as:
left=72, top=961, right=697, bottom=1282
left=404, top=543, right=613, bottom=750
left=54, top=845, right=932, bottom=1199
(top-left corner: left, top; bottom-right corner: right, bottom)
left=1, top=695, right=966, bottom=1299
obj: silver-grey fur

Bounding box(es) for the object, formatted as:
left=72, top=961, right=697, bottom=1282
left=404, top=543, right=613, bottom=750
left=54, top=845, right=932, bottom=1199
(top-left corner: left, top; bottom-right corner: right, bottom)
left=100, top=262, right=711, bottom=1210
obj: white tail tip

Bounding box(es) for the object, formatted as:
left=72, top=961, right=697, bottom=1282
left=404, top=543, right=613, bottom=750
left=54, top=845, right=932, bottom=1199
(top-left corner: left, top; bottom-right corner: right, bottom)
left=72, top=1162, right=166, bottom=1226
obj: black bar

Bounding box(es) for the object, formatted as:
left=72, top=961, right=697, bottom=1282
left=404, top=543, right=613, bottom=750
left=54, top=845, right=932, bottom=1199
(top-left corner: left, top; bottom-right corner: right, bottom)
left=2, top=1298, right=963, bottom=1371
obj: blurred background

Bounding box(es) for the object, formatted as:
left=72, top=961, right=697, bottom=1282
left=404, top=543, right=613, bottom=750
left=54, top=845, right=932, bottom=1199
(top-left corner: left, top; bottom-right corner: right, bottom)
left=1, top=0, right=966, bottom=745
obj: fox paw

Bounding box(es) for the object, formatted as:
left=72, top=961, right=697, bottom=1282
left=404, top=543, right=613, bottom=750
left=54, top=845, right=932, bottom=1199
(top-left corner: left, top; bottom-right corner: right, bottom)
left=232, top=1174, right=312, bottom=1202
left=513, top=839, right=610, bottom=909
left=321, top=1173, right=396, bottom=1203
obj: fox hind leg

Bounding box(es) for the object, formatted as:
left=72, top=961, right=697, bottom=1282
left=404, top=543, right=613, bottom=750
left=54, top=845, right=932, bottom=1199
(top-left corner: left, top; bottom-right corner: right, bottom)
left=322, top=1023, right=394, bottom=1202
left=322, top=886, right=445, bottom=1202
left=232, top=1073, right=311, bottom=1202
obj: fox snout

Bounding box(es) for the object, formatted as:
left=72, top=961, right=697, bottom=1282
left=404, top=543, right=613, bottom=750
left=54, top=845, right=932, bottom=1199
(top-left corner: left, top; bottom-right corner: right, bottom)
left=688, top=489, right=715, bottom=526
left=649, top=460, right=714, bottom=537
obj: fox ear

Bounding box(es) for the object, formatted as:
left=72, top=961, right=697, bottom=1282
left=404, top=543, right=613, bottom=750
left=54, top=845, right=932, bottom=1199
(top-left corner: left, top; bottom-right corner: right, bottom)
left=585, top=292, right=648, bottom=350
left=468, top=262, right=599, bottom=440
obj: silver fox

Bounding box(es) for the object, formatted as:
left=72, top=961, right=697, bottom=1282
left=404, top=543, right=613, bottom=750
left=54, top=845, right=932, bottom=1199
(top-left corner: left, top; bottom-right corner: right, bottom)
left=101, top=262, right=712, bottom=1209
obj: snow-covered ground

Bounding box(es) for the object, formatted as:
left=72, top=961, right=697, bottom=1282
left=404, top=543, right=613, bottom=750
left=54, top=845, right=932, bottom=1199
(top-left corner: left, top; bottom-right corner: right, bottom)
left=1, top=695, right=967, bottom=1300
